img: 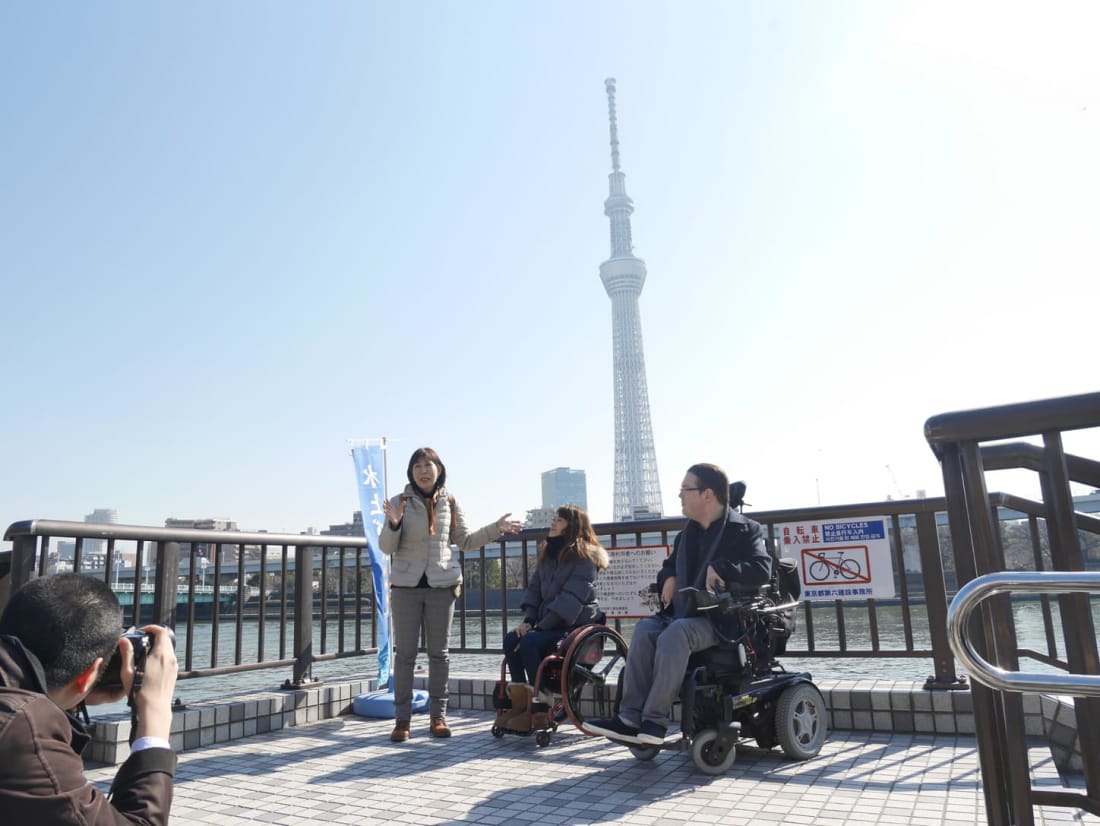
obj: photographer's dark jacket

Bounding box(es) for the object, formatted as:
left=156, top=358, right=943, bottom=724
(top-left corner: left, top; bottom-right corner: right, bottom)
left=658, top=507, right=772, bottom=629
left=0, top=634, right=176, bottom=825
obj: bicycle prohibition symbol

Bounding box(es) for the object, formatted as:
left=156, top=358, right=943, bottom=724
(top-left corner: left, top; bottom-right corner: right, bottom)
left=807, top=550, right=864, bottom=582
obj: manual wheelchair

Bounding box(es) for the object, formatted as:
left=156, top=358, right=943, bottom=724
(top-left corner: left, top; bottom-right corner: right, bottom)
left=490, top=621, right=629, bottom=747
left=613, top=566, right=828, bottom=775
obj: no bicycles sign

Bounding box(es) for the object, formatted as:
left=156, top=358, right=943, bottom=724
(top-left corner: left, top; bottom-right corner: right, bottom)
left=775, top=518, right=896, bottom=601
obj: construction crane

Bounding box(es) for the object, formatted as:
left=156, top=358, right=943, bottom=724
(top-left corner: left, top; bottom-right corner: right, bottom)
left=885, top=464, right=906, bottom=500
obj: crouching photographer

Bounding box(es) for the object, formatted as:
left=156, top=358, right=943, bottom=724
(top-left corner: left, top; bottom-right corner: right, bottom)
left=0, top=573, right=178, bottom=825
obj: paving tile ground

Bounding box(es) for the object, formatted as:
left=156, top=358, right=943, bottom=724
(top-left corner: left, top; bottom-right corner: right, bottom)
left=85, top=711, right=1099, bottom=825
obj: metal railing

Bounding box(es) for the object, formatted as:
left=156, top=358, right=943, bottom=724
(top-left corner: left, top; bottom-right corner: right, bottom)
left=465, top=497, right=966, bottom=687
left=948, top=571, right=1100, bottom=696
left=4, top=493, right=967, bottom=691
left=2, top=520, right=375, bottom=689
left=927, top=391, right=1100, bottom=824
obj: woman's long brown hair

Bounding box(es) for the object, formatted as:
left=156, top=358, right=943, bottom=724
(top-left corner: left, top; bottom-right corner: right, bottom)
left=537, top=504, right=610, bottom=570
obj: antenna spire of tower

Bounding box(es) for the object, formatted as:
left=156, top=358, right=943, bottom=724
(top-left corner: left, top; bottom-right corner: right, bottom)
left=605, top=77, right=621, bottom=173
left=598, top=78, right=663, bottom=521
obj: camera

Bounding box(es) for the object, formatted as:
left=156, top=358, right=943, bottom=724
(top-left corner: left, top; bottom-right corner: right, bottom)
left=99, top=626, right=173, bottom=691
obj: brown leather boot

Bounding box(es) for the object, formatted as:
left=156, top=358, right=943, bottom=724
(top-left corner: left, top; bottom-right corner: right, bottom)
left=430, top=717, right=452, bottom=738
left=390, top=720, right=411, bottom=742
left=530, top=701, right=550, bottom=731
left=504, top=684, right=533, bottom=732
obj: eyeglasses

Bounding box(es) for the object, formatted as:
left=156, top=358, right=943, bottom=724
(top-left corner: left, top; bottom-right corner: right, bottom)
left=678, top=487, right=701, bottom=495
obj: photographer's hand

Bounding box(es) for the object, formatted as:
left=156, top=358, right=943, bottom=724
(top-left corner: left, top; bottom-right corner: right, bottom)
left=132, top=625, right=179, bottom=742
left=83, top=636, right=134, bottom=706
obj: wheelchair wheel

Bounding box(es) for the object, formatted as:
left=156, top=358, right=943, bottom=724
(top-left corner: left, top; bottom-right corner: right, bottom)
left=775, top=682, right=827, bottom=760
left=691, top=729, right=737, bottom=775
left=557, top=626, right=629, bottom=732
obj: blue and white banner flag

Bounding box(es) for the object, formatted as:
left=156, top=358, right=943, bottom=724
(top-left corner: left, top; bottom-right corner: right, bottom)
left=352, top=443, right=391, bottom=688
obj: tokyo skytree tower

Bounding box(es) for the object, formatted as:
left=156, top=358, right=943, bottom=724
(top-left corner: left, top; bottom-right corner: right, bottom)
left=600, top=78, right=663, bottom=521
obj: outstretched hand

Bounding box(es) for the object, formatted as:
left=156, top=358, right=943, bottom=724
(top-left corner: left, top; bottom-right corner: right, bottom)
left=496, top=513, right=522, bottom=535
left=383, top=497, right=407, bottom=529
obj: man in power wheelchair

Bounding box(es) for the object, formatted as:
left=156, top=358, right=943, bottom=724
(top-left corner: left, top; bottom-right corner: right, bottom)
left=585, top=465, right=827, bottom=774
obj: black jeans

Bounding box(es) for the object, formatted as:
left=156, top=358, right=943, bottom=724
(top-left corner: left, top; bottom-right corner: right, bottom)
left=503, top=627, right=569, bottom=688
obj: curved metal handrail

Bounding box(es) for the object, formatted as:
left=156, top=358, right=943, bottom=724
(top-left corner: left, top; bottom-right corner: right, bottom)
left=947, top=571, right=1100, bottom=696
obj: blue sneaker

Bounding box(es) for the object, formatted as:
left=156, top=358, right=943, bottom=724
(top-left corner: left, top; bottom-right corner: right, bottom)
left=584, top=716, right=642, bottom=743
left=637, top=721, right=667, bottom=745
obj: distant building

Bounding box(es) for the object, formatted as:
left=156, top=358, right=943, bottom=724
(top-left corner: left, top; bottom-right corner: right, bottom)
left=83, top=508, right=117, bottom=556
left=321, top=512, right=365, bottom=538
left=54, top=541, right=107, bottom=571
left=56, top=541, right=75, bottom=562
left=541, top=467, right=588, bottom=510
left=164, top=517, right=241, bottom=562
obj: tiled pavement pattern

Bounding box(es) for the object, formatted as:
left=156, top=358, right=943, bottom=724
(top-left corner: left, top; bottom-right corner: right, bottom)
left=85, top=710, right=1099, bottom=825
left=83, top=677, right=987, bottom=765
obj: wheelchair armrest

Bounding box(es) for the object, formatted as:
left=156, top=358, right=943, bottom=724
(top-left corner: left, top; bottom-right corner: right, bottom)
left=680, top=586, right=764, bottom=615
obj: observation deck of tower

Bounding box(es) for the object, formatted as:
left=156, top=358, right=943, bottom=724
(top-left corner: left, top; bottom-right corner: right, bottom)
left=599, top=78, right=663, bottom=521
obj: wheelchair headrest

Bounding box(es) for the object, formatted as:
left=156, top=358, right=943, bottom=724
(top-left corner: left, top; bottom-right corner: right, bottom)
left=729, top=480, right=747, bottom=511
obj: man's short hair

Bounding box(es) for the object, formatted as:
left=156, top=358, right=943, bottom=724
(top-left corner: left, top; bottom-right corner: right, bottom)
left=687, top=463, right=730, bottom=508
left=0, top=573, right=122, bottom=690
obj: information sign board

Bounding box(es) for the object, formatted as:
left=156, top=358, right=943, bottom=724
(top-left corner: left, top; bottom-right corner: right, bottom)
left=599, top=544, right=670, bottom=618
left=776, top=517, right=896, bottom=601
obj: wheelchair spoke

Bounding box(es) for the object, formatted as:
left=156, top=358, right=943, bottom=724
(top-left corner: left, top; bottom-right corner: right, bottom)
left=557, top=626, right=629, bottom=730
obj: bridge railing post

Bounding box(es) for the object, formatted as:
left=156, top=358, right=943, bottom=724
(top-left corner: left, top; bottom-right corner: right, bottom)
left=283, top=543, right=320, bottom=689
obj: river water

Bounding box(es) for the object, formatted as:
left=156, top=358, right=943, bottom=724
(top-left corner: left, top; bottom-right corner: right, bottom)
left=93, top=598, right=1098, bottom=716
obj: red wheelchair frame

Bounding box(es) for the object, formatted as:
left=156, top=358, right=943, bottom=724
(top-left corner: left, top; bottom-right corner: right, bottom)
left=491, top=623, right=628, bottom=747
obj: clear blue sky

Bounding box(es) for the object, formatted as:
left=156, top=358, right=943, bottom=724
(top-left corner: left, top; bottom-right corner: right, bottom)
left=3, top=2, right=1099, bottom=541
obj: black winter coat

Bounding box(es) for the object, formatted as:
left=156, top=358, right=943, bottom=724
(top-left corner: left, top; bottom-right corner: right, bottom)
left=658, top=508, right=773, bottom=622
left=521, top=538, right=603, bottom=630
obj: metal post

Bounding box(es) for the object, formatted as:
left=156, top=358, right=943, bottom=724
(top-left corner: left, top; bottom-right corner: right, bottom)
left=1039, top=432, right=1100, bottom=803
left=941, top=443, right=1013, bottom=826
left=283, top=543, right=320, bottom=689
left=152, top=542, right=179, bottom=628
left=916, top=510, right=964, bottom=689
left=10, top=535, right=37, bottom=591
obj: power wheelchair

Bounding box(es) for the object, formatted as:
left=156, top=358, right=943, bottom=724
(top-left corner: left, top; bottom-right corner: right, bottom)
left=617, top=575, right=828, bottom=775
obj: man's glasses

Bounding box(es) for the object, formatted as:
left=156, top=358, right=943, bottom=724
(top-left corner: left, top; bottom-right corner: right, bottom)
left=679, top=487, right=701, bottom=494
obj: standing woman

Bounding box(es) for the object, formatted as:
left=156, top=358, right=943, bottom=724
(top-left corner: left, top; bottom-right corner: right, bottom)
left=501, top=504, right=609, bottom=723
left=381, top=447, right=520, bottom=742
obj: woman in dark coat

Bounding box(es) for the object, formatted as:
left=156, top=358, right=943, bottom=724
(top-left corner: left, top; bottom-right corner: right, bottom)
left=503, top=504, right=609, bottom=705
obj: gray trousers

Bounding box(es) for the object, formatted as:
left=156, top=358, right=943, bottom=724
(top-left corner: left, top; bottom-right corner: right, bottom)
left=390, top=586, right=457, bottom=720
left=619, top=615, right=719, bottom=729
